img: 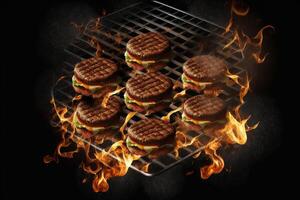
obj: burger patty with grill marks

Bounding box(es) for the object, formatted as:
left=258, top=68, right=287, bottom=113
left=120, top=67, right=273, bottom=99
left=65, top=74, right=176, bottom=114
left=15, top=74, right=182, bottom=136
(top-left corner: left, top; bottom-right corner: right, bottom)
left=182, top=55, right=227, bottom=93
left=126, top=118, right=175, bottom=156
left=182, top=95, right=227, bottom=129
left=124, top=72, right=173, bottom=115
left=72, top=57, right=120, bottom=98
left=125, top=32, right=171, bottom=72
left=73, top=96, right=121, bottom=138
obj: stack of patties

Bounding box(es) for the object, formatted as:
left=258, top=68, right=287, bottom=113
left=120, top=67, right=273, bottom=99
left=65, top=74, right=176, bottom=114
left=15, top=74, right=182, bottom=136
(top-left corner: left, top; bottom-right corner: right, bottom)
left=182, top=95, right=227, bottom=131
left=125, top=32, right=171, bottom=72
left=124, top=72, right=173, bottom=115
left=182, top=55, right=227, bottom=93
left=72, top=57, right=119, bottom=98
left=73, top=96, right=121, bottom=138
left=126, top=118, right=175, bottom=156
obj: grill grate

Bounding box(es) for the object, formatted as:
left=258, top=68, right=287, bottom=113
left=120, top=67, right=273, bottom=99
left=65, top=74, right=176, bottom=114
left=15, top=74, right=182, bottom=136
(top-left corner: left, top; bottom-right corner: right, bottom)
left=51, top=0, right=246, bottom=176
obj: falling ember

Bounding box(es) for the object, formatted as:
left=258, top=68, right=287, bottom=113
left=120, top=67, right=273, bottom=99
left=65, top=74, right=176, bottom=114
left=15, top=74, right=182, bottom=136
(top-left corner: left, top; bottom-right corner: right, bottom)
left=200, top=140, right=224, bottom=179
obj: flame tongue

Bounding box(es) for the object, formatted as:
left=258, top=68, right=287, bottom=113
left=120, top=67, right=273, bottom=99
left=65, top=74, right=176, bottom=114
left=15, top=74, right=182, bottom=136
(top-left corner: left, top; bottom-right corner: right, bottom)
left=92, top=140, right=140, bottom=192
left=200, top=140, right=224, bottom=179
left=119, top=111, right=137, bottom=138
left=161, top=107, right=182, bottom=122
left=223, top=1, right=273, bottom=64
left=101, top=86, right=125, bottom=108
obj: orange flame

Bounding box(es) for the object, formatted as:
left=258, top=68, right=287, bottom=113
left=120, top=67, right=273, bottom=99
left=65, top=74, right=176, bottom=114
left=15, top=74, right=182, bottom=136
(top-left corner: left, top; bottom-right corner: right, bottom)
left=174, top=131, right=201, bottom=158
left=173, top=90, right=186, bottom=100
left=200, top=140, right=224, bottom=179
left=92, top=140, right=140, bottom=192
left=223, top=1, right=273, bottom=64
left=161, top=107, right=182, bottom=122
left=47, top=76, right=141, bottom=192
left=251, top=25, right=275, bottom=63
left=101, top=86, right=125, bottom=108
left=224, top=0, right=249, bottom=34
left=89, top=36, right=102, bottom=57
left=44, top=76, right=79, bottom=163
left=119, top=111, right=137, bottom=138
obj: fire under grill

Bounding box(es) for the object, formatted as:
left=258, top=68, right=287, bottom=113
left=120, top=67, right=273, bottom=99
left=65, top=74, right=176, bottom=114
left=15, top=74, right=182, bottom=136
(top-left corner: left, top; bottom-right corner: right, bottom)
left=51, top=1, right=247, bottom=176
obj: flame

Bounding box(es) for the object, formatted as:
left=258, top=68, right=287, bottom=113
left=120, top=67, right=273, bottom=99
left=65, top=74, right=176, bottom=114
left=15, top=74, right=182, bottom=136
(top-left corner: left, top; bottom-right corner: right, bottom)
left=200, top=140, right=224, bottom=179
left=92, top=140, right=140, bottom=192
left=119, top=111, right=137, bottom=138
left=174, top=131, right=201, bottom=158
left=47, top=76, right=140, bottom=192
left=101, top=86, right=125, bottom=108
left=46, top=0, right=269, bottom=191
left=161, top=107, right=182, bottom=122
left=224, top=0, right=249, bottom=34
left=173, top=90, right=186, bottom=99
left=72, top=94, right=82, bottom=102
left=251, top=25, right=275, bottom=63
left=173, top=80, right=183, bottom=90
left=89, top=36, right=102, bottom=57
left=223, top=1, right=273, bottom=64
left=44, top=76, right=79, bottom=163
left=141, top=163, right=151, bottom=173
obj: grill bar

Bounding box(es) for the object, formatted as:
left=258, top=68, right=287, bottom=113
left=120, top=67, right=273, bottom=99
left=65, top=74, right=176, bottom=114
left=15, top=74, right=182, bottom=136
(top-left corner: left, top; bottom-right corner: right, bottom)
left=52, top=0, right=246, bottom=176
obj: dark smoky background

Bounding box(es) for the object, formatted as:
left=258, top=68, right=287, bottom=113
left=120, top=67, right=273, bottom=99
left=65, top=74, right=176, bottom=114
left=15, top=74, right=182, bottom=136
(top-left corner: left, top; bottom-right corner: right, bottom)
left=3, top=0, right=294, bottom=200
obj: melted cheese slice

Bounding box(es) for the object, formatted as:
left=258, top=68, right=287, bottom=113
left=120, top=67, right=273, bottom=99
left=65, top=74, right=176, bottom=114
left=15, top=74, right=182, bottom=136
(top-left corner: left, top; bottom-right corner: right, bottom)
left=181, top=74, right=212, bottom=90
left=182, top=113, right=226, bottom=128
left=182, top=112, right=211, bottom=127
left=124, top=51, right=169, bottom=67
left=72, top=76, right=119, bottom=93
left=126, top=137, right=159, bottom=153
left=124, top=92, right=171, bottom=109
left=73, top=113, right=118, bottom=134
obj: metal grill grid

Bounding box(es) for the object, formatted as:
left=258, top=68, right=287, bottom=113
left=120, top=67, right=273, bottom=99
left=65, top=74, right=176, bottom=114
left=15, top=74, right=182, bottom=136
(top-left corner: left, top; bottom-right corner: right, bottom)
left=51, top=1, right=246, bottom=176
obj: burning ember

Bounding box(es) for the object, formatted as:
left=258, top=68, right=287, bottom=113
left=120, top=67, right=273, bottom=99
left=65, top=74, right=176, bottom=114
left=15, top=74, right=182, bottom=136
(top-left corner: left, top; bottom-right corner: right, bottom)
left=45, top=0, right=270, bottom=193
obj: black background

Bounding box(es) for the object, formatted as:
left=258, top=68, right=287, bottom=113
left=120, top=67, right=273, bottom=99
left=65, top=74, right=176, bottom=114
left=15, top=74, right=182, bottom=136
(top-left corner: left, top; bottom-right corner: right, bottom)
left=2, top=0, right=295, bottom=199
